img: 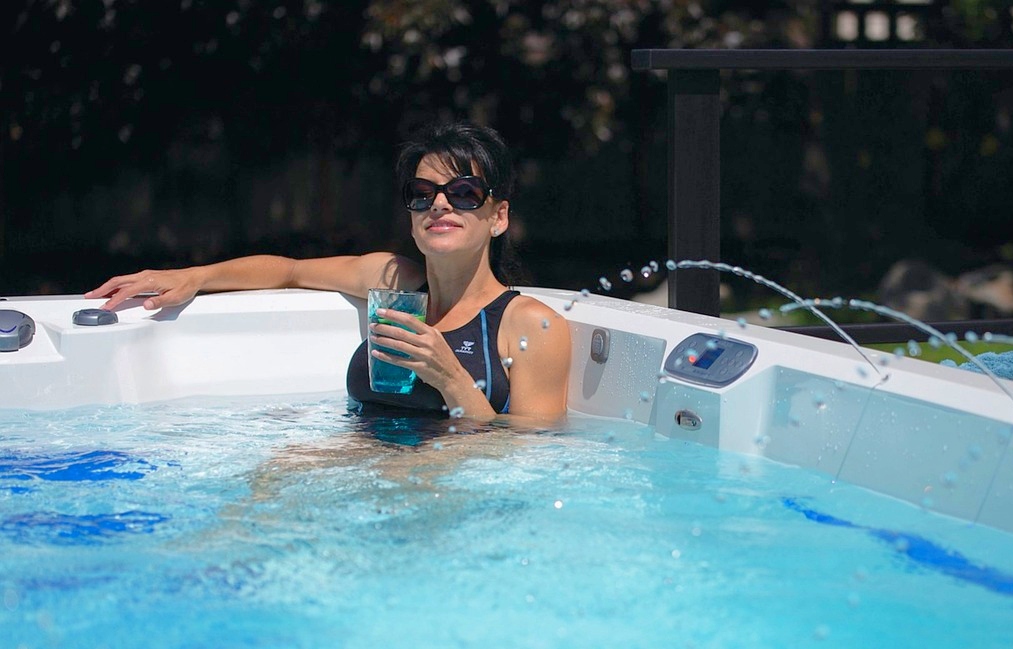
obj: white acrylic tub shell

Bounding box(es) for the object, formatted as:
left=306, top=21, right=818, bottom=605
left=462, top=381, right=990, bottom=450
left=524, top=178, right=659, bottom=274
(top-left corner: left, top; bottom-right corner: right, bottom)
left=1, top=288, right=1011, bottom=533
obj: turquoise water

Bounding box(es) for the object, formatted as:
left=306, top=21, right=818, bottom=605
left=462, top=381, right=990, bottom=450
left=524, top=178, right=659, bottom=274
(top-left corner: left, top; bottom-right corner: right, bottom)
left=1, top=394, right=1012, bottom=648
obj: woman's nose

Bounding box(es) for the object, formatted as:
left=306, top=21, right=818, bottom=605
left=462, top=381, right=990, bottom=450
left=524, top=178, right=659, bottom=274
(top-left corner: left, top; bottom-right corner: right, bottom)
left=430, top=191, right=452, bottom=210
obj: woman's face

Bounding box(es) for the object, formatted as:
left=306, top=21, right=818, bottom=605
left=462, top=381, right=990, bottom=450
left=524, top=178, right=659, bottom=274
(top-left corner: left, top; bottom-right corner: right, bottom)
left=408, top=153, right=508, bottom=259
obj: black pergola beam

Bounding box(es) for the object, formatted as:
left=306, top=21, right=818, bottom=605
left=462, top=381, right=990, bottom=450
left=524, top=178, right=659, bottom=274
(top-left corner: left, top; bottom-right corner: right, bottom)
left=632, top=48, right=1013, bottom=71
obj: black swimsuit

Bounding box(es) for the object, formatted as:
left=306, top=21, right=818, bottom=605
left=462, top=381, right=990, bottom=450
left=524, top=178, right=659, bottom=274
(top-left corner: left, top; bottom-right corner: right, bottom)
left=347, top=290, right=520, bottom=415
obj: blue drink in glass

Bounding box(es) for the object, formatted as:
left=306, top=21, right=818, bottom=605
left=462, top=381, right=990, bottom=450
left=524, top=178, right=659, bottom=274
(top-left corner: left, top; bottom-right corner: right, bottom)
left=367, top=289, right=428, bottom=394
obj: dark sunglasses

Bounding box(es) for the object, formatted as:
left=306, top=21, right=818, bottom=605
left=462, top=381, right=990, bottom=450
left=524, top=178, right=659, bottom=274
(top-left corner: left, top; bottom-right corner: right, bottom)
left=403, top=176, right=492, bottom=211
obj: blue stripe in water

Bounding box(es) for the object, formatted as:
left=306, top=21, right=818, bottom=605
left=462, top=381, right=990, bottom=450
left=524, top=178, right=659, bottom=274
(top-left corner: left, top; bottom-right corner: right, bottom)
left=783, top=497, right=1013, bottom=596
left=0, top=511, right=169, bottom=545
left=0, top=450, right=155, bottom=482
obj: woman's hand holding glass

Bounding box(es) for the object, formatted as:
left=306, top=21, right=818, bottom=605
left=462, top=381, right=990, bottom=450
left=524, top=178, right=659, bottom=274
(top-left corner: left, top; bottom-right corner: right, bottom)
left=369, top=308, right=482, bottom=409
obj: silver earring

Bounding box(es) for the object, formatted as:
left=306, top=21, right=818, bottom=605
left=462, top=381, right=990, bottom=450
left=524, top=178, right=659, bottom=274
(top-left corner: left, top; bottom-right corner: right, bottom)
left=492, top=229, right=500, bottom=237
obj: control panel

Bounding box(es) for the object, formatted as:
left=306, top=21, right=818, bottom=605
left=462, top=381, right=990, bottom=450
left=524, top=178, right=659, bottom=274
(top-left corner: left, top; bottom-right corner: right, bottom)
left=663, top=333, right=757, bottom=387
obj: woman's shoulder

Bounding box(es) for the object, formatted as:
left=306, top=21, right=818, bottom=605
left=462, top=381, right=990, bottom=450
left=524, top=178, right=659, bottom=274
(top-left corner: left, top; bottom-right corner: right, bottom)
left=502, top=294, right=570, bottom=336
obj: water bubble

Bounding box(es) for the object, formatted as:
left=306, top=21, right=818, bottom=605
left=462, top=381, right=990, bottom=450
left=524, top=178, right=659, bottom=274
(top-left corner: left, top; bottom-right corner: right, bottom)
left=519, top=336, right=528, bottom=351
left=967, top=444, right=982, bottom=461
left=789, top=414, right=801, bottom=428
left=473, top=379, right=487, bottom=390
left=893, top=538, right=910, bottom=553
left=447, top=426, right=456, bottom=434
left=649, top=260, right=659, bottom=272
left=965, top=331, right=979, bottom=343
left=928, top=336, right=942, bottom=349
left=665, top=259, right=677, bottom=271
left=541, top=318, right=550, bottom=329
left=716, top=329, right=727, bottom=339
left=705, top=339, right=718, bottom=350
left=670, top=549, right=682, bottom=559
left=598, top=277, right=613, bottom=291
left=921, top=495, right=934, bottom=509
left=758, top=308, right=772, bottom=320
left=754, top=434, right=770, bottom=448
left=502, top=357, right=513, bottom=368
left=563, top=301, right=575, bottom=311
left=856, top=365, right=868, bottom=379
left=640, top=266, right=652, bottom=279
left=907, top=340, right=921, bottom=357
left=690, top=523, right=702, bottom=537
left=580, top=288, right=590, bottom=298
left=893, top=347, right=906, bottom=358
left=620, top=269, right=634, bottom=282
left=813, top=392, right=827, bottom=411
left=942, top=471, right=958, bottom=488
left=3, top=587, right=18, bottom=611
left=813, top=625, right=831, bottom=641
left=622, top=408, right=634, bottom=420
left=945, top=332, right=957, bottom=344
left=847, top=593, right=861, bottom=608
left=433, top=442, right=444, bottom=450
left=553, top=500, right=564, bottom=509
left=449, top=406, right=465, bottom=418
left=684, top=347, right=699, bottom=360
left=736, top=317, right=747, bottom=329
left=639, top=391, right=651, bottom=402
left=984, top=332, right=995, bottom=342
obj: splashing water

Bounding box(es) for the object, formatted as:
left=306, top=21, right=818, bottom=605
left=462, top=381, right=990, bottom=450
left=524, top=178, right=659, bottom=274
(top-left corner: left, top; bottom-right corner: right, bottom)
left=582, top=258, right=1011, bottom=401
left=666, top=260, right=883, bottom=379
left=592, top=258, right=1013, bottom=397
left=779, top=298, right=1013, bottom=403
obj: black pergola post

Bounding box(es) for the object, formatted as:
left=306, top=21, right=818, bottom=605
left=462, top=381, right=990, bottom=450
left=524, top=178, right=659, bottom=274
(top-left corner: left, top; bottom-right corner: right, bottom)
left=668, top=70, right=722, bottom=316
left=632, top=49, right=1013, bottom=319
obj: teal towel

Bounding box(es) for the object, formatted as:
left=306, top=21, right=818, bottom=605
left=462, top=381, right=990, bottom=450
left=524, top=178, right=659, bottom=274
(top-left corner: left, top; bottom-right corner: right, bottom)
left=940, top=351, right=1013, bottom=379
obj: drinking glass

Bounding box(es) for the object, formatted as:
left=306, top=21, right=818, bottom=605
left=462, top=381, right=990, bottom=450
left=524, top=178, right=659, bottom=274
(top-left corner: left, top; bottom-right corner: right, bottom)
left=367, top=289, right=428, bottom=394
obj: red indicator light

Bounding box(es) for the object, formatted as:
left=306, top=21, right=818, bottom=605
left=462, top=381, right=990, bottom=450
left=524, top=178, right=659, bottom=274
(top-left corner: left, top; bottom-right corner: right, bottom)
left=688, top=355, right=698, bottom=364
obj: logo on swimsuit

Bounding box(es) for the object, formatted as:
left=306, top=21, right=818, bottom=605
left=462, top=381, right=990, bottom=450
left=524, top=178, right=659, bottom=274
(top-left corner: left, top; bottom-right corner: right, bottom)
left=455, top=341, right=475, bottom=355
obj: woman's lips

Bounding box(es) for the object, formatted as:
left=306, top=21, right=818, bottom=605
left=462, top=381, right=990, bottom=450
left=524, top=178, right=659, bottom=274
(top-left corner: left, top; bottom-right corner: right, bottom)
left=426, top=218, right=462, bottom=231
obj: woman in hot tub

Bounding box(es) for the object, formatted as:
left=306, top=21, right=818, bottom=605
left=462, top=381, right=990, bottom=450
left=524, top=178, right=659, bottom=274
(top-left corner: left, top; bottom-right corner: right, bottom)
left=86, top=122, right=570, bottom=423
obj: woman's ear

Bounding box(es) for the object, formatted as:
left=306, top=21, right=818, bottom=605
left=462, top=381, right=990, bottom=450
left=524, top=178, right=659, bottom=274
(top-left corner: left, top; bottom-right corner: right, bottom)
left=491, top=200, right=510, bottom=237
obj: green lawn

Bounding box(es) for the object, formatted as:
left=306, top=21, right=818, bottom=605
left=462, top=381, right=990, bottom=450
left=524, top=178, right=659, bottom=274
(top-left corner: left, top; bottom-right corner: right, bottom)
left=865, top=340, right=1013, bottom=366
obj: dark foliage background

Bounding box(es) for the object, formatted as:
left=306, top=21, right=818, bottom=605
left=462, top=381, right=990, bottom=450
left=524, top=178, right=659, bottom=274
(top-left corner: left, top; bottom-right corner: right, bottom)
left=2, top=0, right=1012, bottom=309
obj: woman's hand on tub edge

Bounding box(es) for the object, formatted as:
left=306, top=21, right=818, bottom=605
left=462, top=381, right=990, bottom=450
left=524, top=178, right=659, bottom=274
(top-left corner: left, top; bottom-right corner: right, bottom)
left=85, top=268, right=204, bottom=311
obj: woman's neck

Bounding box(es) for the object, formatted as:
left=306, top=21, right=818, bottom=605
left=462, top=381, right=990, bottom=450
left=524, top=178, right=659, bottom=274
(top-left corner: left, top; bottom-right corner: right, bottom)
left=424, top=256, right=505, bottom=326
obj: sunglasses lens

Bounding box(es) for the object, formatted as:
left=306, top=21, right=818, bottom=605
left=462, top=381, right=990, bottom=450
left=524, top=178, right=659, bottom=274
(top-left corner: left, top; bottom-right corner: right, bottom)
left=405, top=180, right=436, bottom=211
left=445, top=178, right=487, bottom=209
left=403, top=177, right=490, bottom=211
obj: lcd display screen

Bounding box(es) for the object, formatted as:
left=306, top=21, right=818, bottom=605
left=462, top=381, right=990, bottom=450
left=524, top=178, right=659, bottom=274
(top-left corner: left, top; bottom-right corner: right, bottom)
left=692, top=347, right=724, bottom=369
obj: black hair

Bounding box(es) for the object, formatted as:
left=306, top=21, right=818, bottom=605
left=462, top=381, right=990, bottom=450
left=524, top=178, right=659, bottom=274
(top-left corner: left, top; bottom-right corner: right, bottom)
left=396, top=122, right=528, bottom=286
